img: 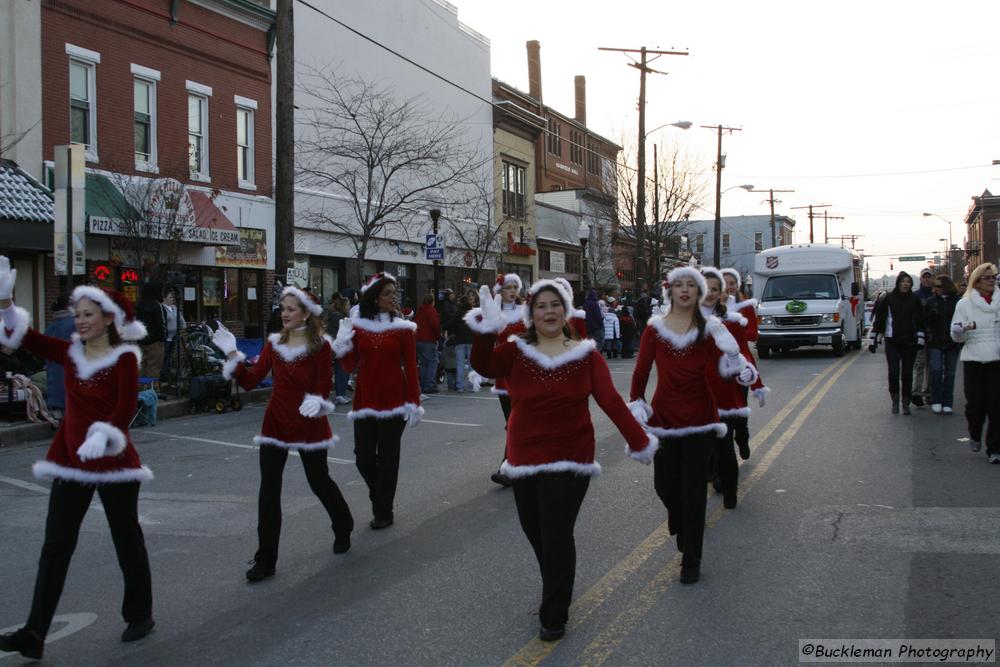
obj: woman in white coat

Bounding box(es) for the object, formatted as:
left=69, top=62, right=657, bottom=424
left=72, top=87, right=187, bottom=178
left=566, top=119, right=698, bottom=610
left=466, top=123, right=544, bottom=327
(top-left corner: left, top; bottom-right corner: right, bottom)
left=950, top=263, right=1000, bottom=462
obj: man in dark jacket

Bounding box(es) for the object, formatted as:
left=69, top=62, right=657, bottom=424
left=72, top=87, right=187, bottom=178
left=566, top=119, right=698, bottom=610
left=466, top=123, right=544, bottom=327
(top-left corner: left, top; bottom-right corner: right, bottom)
left=583, top=289, right=604, bottom=347
left=869, top=271, right=925, bottom=414
left=135, top=282, right=166, bottom=378
left=910, top=268, right=935, bottom=407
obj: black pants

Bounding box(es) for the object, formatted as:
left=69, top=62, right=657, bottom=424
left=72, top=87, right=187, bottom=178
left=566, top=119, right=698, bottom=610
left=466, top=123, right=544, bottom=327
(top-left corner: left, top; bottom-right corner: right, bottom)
left=963, top=361, right=1000, bottom=455
left=511, top=472, right=590, bottom=628
left=256, top=445, right=353, bottom=565
left=353, top=417, right=405, bottom=521
left=653, top=433, right=713, bottom=570
left=731, top=415, right=750, bottom=458
left=26, top=480, right=152, bottom=637
left=884, top=340, right=917, bottom=398
left=716, top=419, right=740, bottom=503
left=497, top=394, right=512, bottom=467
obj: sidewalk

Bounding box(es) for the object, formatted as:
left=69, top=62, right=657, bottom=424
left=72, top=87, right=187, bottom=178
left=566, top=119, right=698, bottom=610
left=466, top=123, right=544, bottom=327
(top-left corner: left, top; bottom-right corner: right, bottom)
left=0, top=386, right=274, bottom=449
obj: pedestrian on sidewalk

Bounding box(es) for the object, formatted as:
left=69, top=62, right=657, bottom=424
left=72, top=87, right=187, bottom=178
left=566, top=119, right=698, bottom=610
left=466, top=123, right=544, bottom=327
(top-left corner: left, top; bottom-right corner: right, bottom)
left=448, top=295, right=474, bottom=392
left=628, top=263, right=752, bottom=585
left=925, top=275, right=960, bottom=414
left=43, top=294, right=75, bottom=418
left=950, top=263, right=1000, bottom=462
left=583, top=289, right=604, bottom=348
left=0, top=258, right=156, bottom=660
left=910, top=268, right=936, bottom=407
left=333, top=272, right=422, bottom=530
left=325, top=295, right=352, bottom=405
left=602, top=301, right=621, bottom=358
left=869, top=271, right=925, bottom=415
left=700, top=267, right=766, bottom=509
left=135, top=282, right=166, bottom=380
left=414, top=293, right=441, bottom=395
left=468, top=279, right=657, bottom=643
left=214, top=286, right=353, bottom=582
left=619, top=306, right=637, bottom=359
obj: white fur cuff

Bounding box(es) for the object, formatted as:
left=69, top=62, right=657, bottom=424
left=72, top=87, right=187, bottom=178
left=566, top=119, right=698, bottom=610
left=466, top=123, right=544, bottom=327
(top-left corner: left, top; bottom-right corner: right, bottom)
left=221, top=351, right=246, bottom=380
left=0, top=305, right=30, bottom=349
left=719, top=353, right=745, bottom=378
left=627, top=433, right=660, bottom=464
left=86, top=421, right=127, bottom=457
left=305, top=393, right=336, bottom=416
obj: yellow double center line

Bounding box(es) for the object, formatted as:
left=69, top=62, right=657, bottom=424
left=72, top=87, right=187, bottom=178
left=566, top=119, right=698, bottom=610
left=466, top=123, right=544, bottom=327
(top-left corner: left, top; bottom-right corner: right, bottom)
left=503, top=352, right=861, bottom=667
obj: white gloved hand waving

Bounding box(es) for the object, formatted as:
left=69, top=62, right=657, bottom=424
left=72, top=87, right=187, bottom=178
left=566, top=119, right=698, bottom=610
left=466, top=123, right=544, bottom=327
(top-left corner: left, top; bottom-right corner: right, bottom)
left=478, top=285, right=502, bottom=323
left=212, top=323, right=238, bottom=356
left=0, top=256, right=17, bottom=300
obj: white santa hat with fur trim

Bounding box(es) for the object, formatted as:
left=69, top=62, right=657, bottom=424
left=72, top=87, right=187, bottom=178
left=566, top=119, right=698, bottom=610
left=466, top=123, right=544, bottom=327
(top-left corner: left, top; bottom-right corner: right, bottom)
left=280, top=286, right=323, bottom=317
left=492, top=273, right=523, bottom=295
left=720, top=267, right=742, bottom=290
left=70, top=285, right=148, bottom=341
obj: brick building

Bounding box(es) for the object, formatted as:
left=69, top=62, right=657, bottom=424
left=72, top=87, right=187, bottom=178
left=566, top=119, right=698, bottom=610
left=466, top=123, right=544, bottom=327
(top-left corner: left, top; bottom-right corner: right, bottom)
left=962, top=189, right=1000, bottom=279
left=2, top=0, right=275, bottom=335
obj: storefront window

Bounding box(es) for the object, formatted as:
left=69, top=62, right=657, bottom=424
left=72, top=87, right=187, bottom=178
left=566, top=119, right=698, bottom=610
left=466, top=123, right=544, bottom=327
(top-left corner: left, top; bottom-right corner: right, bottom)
left=309, top=266, right=337, bottom=308
left=223, top=268, right=240, bottom=321
left=244, top=271, right=261, bottom=336
left=202, top=272, right=221, bottom=321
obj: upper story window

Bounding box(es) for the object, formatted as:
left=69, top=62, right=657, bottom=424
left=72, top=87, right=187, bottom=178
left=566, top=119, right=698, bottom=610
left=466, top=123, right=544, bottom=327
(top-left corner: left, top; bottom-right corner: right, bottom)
left=547, top=119, right=562, bottom=157
left=186, top=81, right=212, bottom=182
left=569, top=130, right=583, bottom=165
left=695, top=234, right=705, bottom=253
left=131, top=65, right=160, bottom=173
left=722, top=233, right=731, bottom=254
left=502, top=160, right=526, bottom=220
left=586, top=140, right=599, bottom=174
left=66, top=44, right=100, bottom=162
left=755, top=232, right=764, bottom=252
left=235, top=96, right=257, bottom=188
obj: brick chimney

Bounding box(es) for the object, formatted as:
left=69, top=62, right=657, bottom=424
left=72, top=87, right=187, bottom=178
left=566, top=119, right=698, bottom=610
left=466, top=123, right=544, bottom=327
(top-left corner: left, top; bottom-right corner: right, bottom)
left=574, top=75, right=586, bottom=125
left=527, top=40, right=542, bottom=101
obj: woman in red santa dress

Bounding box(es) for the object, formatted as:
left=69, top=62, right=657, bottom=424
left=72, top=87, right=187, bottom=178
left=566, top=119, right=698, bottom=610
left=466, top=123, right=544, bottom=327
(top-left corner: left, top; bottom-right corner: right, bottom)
left=330, top=272, right=422, bottom=531
left=469, top=274, right=526, bottom=488
left=469, top=279, right=657, bottom=643
left=628, top=264, right=755, bottom=585
left=213, top=286, right=352, bottom=582
left=0, top=258, right=155, bottom=660
left=700, top=267, right=768, bottom=509
left=721, top=267, right=763, bottom=455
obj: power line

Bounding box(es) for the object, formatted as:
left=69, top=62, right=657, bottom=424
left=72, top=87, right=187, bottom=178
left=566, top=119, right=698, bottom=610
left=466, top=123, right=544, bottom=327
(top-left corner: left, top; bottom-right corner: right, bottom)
left=732, top=163, right=991, bottom=179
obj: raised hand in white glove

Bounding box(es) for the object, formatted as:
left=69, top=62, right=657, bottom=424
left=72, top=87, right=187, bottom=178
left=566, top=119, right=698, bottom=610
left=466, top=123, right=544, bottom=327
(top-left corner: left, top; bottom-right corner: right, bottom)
left=299, top=396, right=322, bottom=418
left=0, top=256, right=17, bottom=301
left=77, top=430, right=109, bottom=461
left=738, top=366, right=755, bottom=384
left=479, top=285, right=502, bottom=323
left=336, top=317, right=355, bottom=343
left=212, top=323, right=238, bottom=356
left=406, top=405, right=424, bottom=428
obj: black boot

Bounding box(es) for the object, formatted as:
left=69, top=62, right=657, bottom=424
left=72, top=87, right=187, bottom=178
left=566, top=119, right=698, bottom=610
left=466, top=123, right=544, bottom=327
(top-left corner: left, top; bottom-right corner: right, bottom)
left=121, top=618, right=155, bottom=643
left=246, top=559, right=275, bottom=582
left=902, top=396, right=911, bottom=415
left=0, top=627, right=44, bottom=660
left=891, top=393, right=900, bottom=414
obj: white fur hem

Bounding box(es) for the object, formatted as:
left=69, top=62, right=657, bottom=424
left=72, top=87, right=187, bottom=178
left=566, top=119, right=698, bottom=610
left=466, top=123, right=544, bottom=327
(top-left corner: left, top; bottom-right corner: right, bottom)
left=490, top=387, right=508, bottom=396
left=253, top=435, right=338, bottom=450
left=718, top=406, right=752, bottom=418
left=0, top=305, right=30, bottom=348
left=464, top=308, right=506, bottom=335
left=348, top=403, right=415, bottom=421
left=86, top=421, right=127, bottom=457
left=350, top=313, right=417, bottom=333
left=510, top=336, right=597, bottom=369
left=500, top=459, right=602, bottom=479
left=648, top=422, right=728, bottom=439
left=627, top=433, right=660, bottom=464
left=304, top=393, right=336, bottom=416
left=33, top=460, right=153, bottom=484
left=732, top=297, right=758, bottom=312
left=222, top=351, right=246, bottom=380
left=68, top=335, right=142, bottom=380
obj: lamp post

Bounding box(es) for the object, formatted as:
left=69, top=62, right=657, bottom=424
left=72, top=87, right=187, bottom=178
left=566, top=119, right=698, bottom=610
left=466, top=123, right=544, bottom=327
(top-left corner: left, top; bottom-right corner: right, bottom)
left=430, top=208, right=441, bottom=302
left=922, top=212, right=952, bottom=280
left=578, top=219, right=591, bottom=293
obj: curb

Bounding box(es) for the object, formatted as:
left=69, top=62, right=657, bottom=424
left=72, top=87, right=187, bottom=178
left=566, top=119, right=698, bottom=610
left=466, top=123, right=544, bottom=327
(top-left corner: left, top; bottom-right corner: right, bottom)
left=0, top=387, right=274, bottom=449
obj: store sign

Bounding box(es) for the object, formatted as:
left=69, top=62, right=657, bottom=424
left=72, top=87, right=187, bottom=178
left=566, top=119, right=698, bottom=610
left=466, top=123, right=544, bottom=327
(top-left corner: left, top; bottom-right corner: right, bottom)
left=425, top=234, right=444, bottom=260
left=550, top=251, right=566, bottom=273
left=54, top=144, right=86, bottom=276
left=216, top=228, right=267, bottom=268
left=89, top=216, right=240, bottom=246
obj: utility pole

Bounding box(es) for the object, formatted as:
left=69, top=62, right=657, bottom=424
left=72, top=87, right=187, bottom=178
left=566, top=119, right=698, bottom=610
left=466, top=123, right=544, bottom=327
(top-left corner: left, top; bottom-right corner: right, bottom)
left=652, top=143, right=659, bottom=282
left=821, top=211, right=844, bottom=243
left=600, top=45, right=688, bottom=293
left=274, top=0, right=295, bottom=287
left=791, top=203, right=830, bottom=243
left=701, top=124, right=742, bottom=266
left=746, top=187, right=794, bottom=247
left=829, top=234, right=862, bottom=249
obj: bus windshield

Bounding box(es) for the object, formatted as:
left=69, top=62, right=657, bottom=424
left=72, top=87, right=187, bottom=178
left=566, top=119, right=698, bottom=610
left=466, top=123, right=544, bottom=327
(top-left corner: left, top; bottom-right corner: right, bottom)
left=761, top=274, right=840, bottom=301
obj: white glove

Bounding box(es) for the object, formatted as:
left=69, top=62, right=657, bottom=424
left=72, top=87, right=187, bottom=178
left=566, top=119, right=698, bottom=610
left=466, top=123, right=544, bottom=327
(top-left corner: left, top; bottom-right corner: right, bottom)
left=0, top=256, right=16, bottom=300
left=468, top=370, right=483, bottom=392
left=479, top=285, right=502, bottom=323
left=627, top=399, right=652, bottom=425
left=406, top=405, right=425, bottom=428
left=77, top=430, right=109, bottom=461
left=738, top=366, right=755, bottom=384
left=298, top=396, right=322, bottom=418
left=212, top=323, right=237, bottom=355
left=753, top=388, right=768, bottom=408
left=337, top=318, right=354, bottom=342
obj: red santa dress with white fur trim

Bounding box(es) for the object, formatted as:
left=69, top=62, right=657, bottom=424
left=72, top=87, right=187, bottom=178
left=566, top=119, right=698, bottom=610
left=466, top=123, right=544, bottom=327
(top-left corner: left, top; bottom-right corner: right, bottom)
left=336, top=313, right=421, bottom=420
left=470, top=334, right=657, bottom=477
left=630, top=315, right=742, bottom=439
left=729, top=296, right=759, bottom=342
left=229, top=334, right=337, bottom=450
left=1, top=321, right=151, bottom=484
left=705, top=312, right=760, bottom=418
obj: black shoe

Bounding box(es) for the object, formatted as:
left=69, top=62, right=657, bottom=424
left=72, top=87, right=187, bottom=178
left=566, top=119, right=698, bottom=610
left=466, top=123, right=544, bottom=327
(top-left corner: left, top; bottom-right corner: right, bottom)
left=333, top=532, right=351, bottom=554
left=121, top=618, right=155, bottom=643
left=911, top=396, right=924, bottom=407
left=902, top=402, right=911, bottom=415
left=723, top=494, right=737, bottom=509
left=490, top=472, right=512, bottom=487
left=539, top=624, right=566, bottom=642
left=737, top=441, right=750, bottom=461
left=711, top=477, right=722, bottom=493
left=246, top=559, right=275, bottom=582
left=369, top=517, right=394, bottom=530
left=0, top=627, right=44, bottom=660
left=680, top=567, right=700, bottom=584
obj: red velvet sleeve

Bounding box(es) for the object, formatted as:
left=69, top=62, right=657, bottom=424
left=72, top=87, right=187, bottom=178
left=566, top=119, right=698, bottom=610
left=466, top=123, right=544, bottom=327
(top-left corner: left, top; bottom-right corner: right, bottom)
left=471, top=333, right=516, bottom=379
left=401, top=330, right=420, bottom=406
left=233, top=342, right=273, bottom=391
left=20, top=328, right=71, bottom=365
left=629, top=326, right=656, bottom=401
left=742, top=307, right=759, bottom=342
left=590, top=351, right=651, bottom=452
left=572, top=317, right=588, bottom=339
left=338, top=332, right=359, bottom=373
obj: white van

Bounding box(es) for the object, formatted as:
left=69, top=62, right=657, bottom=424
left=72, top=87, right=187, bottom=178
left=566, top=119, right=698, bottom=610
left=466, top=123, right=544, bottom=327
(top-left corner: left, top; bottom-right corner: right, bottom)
left=752, top=244, right=865, bottom=358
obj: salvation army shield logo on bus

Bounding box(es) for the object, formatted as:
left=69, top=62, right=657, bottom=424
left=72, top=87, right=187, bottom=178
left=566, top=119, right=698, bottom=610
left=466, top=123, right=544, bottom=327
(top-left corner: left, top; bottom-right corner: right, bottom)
left=766, top=256, right=779, bottom=269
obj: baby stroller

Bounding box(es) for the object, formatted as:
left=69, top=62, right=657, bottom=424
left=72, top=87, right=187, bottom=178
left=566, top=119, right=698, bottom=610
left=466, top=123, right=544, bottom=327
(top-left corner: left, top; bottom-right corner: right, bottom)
left=185, top=322, right=243, bottom=414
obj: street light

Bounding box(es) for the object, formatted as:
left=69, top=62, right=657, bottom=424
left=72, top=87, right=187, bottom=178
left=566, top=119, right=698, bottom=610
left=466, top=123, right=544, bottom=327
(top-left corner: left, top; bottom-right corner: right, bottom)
left=923, top=212, right=952, bottom=279
left=578, top=219, right=591, bottom=293
left=646, top=120, right=693, bottom=136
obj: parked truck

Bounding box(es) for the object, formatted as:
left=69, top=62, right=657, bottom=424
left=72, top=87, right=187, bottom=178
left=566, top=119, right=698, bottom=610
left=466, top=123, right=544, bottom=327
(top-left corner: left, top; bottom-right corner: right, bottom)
left=752, top=244, right=865, bottom=358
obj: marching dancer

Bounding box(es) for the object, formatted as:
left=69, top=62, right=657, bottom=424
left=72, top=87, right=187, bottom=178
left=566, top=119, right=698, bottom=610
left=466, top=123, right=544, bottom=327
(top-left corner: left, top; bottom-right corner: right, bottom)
left=629, top=264, right=754, bottom=584
left=468, top=280, right=657, bottom=642
left=331, top=273, right=422, bottom=530
left=0, top=258, right=155, bottom=659
left=215, top=286, right=353, bottom=582
left=721, top=267, right=761, bottom=453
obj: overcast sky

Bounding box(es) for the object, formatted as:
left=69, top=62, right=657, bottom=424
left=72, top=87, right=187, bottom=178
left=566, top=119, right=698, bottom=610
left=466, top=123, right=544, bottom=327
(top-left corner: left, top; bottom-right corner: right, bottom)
left=454, top=0, right=1000, bottom=276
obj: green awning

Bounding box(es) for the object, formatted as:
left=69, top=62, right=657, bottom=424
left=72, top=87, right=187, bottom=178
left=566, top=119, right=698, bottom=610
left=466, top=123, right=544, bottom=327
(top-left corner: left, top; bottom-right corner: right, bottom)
left=86, top=172, right=139, bottom=220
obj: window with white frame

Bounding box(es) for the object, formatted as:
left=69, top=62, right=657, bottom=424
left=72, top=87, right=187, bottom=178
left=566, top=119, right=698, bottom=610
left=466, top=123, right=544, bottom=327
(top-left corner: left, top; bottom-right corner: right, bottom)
left=502, top=160, right=525, bottom=220
left=133, top=78, right=157, bottom=170
left=722, top=233, right=731, bottom=254
left=695, top=234, right=705, bottom=253
left=755, top=231, right=763, bottom=252
left=67, top=45, right=100, bottom=161
left=235, top=97, right=256, bottom=187
left=188, top=93, right=209, bottom=179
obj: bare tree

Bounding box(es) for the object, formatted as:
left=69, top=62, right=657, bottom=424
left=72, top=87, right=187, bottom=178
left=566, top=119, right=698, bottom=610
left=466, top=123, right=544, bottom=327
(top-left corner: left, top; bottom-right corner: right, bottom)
left=585, top=215, right=620, bottom=292
left=611, top=135, right=708, bottom=288
left=295, top=64, right=486, bottom=287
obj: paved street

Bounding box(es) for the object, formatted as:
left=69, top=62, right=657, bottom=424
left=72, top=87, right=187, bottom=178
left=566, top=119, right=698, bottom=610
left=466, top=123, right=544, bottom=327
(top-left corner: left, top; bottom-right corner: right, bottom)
left=1, top=347, right=998, bottom=666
